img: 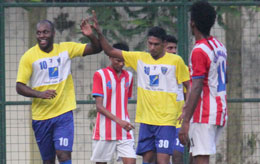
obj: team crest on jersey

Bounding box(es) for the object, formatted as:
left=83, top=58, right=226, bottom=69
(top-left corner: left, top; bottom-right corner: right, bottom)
left=49, top=67, right=59, bottom=79
left=125, top=82, right=130, bottom=88
left=161, top=67, right=168, bottom=74
left=106, top=81, right=112, bottom=89
left=144, top=66, right=150, bottom=75
left=149, top=75, right=159, bottom=86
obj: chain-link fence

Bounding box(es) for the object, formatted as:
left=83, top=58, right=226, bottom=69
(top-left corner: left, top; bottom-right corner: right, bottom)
left=1, top=0, right=260, bottom=164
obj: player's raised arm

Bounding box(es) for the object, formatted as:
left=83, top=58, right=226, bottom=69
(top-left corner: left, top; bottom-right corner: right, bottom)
left=91, top=10, right=124, bottom=60
left=80, top=17, right=102, bottom=56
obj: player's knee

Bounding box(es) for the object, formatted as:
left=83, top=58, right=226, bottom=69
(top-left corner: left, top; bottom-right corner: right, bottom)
left=56, top=150, right=71, bottom=162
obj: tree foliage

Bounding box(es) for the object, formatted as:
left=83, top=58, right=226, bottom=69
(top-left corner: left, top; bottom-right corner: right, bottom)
left=83, top=4, right=178, bottom=50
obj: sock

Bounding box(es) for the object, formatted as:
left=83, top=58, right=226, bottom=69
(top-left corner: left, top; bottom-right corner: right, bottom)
left=60, top=160, right=72, bottom=164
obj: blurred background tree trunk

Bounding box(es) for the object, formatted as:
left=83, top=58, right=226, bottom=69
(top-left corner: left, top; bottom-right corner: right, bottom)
left=226, top=7, right=243, bottom=164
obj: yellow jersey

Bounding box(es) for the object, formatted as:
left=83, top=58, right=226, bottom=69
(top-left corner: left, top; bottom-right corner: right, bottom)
left=122, top=51, right=190, bottom=126
left=17, top=42, right=86, bottom=120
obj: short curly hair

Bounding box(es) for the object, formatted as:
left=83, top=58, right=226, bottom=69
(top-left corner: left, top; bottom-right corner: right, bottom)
left=165, top=35, right=178, bottom=44
left=113, top=42, right=129, bottom=51
left=190, top=1, right=216, bottom=36
left=147, top=26, right=166, bottom=41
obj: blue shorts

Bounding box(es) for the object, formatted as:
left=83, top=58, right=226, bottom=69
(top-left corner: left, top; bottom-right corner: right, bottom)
left=136, top=123, right=176, bottom=155
left=173, top=128, right=184, bottom=153
left=32, top=111, right=74, bottom=161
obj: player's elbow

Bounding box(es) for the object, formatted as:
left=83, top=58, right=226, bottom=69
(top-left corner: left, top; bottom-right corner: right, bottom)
left=16, top=82, right=28, bottom=96
left=96, top=106, right=103, bottom=113
left=16, top=83, right=23, bottom=95
left=95, top=103, right=103, bottom=112
left=92, top=45, right=102, bottom=54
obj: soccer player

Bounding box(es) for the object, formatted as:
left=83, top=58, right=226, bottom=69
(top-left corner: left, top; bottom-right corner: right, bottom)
left=165, top=34, right=178, bottom=54
left=90, top=10, right=190, bottom=164
left=16, top=19, right=101, bottom=164
left=165, top=34, right=186, bottom=164
left=179, top=1, right=228, bottom=164
left=91, top=43, right=136, bottom=164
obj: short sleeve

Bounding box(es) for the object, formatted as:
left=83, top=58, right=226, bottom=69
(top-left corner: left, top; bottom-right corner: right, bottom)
left=16, top=54, right=33, bottom=85
left=122, top=51, right=142, bottom=71
left=191, top=48, right=208, bottom=79
left=92, top=71, right=104, bottom=97
left=176, top=56, right=190, bottom=84
left=61, top=42, right=86, bottom=59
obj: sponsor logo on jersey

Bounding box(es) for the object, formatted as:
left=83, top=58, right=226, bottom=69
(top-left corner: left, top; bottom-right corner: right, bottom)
left=49, top=67, right=59, bottom=79
left=149, top=75, right=159, bottom=86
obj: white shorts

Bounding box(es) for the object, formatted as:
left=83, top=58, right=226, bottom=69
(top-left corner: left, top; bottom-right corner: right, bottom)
left=189, top=123, right=224, bottom=156
left=90, top=139, right=136, bottom=162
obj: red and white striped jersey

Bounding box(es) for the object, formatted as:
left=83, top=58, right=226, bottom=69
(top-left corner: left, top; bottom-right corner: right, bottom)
left=189, top=36, right=228, bottom=126
left=92, top=66, right=134, bottom=140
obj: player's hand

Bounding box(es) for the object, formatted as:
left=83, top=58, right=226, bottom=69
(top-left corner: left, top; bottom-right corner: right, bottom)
left=80, top=17, right=93, bottom=37
left=91, top=10, right=101, bottom=34
left=119, top=120, right=135, bottom=132
left=178, top=121, right=190, bottom=146
left=177, top=112, right=185, bottom=124
left=38, top=90, right=57, bottom=99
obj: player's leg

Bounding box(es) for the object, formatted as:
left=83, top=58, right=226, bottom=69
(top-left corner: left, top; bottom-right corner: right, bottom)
left=91, top=140, right=116, bottom=163
left=172, top=128, right=184, bottom=164
left=173, top=150, right=183, bottom=164
left=155, top=126, right=176, bottom=164
left=116, top=139, right=136, bottom=164
left=136, top=123, right=156, bottom=164
left=121, top=158, right=136, bottom=164
left=193, top=155, right=209, bottom=164
left=56, top=150, right=71, bottom=164
left=156, top=152, right=170, bottom=164
left=189, top=153, right=194, bottom=164
left=32, top=119, right=56, bottom=164
left=43, top=159, right=56, bottom=164
left=53, top=111, right=74, bottom=163
left=142, top=151, right=156, bottom=164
